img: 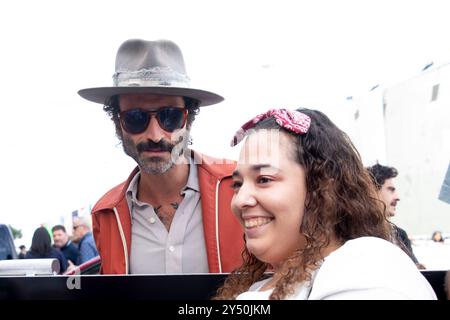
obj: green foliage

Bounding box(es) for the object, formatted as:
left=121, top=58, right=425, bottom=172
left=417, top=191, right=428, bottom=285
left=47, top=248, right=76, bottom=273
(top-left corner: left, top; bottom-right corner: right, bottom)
left=9, top=225, right=22, bottom=239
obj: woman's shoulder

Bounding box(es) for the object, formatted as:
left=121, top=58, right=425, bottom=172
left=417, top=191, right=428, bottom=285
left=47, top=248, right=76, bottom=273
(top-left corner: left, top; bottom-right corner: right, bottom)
left=323, top=236, right=417, bottom=271
left=339, top=236, right=395, bottom=248
left=309, top=236, right=436, bottom=299
left=320, top=237, right=401, bottom=265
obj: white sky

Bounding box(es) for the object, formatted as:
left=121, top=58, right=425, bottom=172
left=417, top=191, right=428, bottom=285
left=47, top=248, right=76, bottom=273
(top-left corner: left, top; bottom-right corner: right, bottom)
left=1, top=0, right=450, bottom=246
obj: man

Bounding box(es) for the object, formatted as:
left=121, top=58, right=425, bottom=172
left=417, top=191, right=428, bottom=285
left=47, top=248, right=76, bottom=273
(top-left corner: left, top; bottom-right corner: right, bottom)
left=52, top=225, right=80, bottom=265
left=78, top=39, right=243, bottom=274
left=367, top=164, right=422, bottom=266
left=72, top=217, right=99, bottom=265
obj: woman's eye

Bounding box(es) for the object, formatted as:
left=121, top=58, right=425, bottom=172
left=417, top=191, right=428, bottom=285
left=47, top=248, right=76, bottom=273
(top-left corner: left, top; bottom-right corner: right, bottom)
left=257, top=176, right=272, bottom=184
left=230, top=181, right=242, bottom=190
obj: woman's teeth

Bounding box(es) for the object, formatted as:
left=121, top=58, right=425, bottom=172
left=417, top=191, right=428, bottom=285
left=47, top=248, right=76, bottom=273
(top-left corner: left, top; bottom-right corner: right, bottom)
left=244, top=217, right=273, bottom=229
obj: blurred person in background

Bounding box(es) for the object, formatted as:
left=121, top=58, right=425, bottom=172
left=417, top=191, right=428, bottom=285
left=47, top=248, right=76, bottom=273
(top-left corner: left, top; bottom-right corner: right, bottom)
left=431, top=231, right=445, bottom=243
left=52, top=225, right=80, bottom=265
left=72, top=217, right=99, bottom=265
left=18, top=245, right=27, bottom=259
left=367, top=164, right=423, bottom=268
left=25, top=227, right=68, bottom=274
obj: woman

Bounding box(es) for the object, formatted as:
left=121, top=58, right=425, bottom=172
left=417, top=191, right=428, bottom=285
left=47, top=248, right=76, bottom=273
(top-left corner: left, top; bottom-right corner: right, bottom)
left=25, top=226, right=68, bottom=274
left=215, top=108, right=436, bottom=300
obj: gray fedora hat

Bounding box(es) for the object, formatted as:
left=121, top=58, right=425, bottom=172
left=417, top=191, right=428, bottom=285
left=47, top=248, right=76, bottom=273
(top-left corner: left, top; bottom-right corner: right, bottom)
left=78, top=39, right=224, bottom=106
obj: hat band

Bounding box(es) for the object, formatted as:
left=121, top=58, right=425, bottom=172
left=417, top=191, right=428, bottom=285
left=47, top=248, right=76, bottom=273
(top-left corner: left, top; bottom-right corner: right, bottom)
left=113, top=66, right=191, bottom=87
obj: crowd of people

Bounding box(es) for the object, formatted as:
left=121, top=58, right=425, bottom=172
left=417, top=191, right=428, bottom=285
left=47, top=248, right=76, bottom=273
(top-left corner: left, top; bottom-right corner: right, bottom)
left=13, top=38, right=448, bottom=299
left=18, top=218, right=99, bottom=274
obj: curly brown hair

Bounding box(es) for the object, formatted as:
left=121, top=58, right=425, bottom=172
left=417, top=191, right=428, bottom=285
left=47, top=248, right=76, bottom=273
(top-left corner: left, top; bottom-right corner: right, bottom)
left=214, top=108, right=392, bottom=300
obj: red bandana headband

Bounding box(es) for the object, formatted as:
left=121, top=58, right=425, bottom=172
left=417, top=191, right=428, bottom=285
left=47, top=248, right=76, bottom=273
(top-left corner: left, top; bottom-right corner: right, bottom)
left=231, top=108, right=311, bottom=146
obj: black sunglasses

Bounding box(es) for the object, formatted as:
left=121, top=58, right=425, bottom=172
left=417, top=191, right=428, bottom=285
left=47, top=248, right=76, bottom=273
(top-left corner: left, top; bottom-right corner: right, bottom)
left=119, top=107, right=188, bottom=134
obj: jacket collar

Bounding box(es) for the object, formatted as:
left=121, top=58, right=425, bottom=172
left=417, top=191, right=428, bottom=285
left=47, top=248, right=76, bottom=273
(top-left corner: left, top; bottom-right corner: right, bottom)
left=92, top=149, right=235, bottom=213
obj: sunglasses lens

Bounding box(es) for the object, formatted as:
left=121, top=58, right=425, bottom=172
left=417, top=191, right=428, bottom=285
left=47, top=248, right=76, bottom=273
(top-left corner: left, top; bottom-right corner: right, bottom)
left=122, top=109, right=150, bottom=134
left=157, top=108, right=186, bottom=132
left=120, top=107, right=186, bottom=134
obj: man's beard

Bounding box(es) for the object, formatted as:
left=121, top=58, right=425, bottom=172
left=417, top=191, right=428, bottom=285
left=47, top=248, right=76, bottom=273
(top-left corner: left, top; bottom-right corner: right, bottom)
left=122, top=130, right=190, bottom=175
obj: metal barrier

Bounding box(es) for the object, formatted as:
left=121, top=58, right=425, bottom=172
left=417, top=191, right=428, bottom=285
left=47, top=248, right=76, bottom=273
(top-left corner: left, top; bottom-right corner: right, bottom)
left=0, top=270, right=447, bottom=300
left=0, top=259, right=60, bottom=276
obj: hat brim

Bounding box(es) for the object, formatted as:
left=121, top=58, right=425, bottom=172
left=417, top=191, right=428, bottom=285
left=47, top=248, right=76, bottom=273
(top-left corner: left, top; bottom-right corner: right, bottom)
left=78, top=86, right=224, bottom=106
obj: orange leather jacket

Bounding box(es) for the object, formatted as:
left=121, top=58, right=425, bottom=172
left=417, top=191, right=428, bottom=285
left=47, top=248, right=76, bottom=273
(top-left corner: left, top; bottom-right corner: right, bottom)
left=91, top=151, right=244, bottom=274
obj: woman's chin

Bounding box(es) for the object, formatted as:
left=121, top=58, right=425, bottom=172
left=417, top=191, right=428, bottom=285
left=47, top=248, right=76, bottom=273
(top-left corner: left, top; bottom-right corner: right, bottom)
left=246, top=243, right=271, bottom=263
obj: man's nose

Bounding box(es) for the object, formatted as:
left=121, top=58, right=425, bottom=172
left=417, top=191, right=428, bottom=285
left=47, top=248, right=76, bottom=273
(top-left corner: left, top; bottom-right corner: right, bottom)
left=144, top=116, right=165, bottom=142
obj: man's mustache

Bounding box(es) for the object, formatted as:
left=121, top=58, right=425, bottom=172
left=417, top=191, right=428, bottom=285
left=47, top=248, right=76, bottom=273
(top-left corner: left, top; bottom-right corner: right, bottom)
left=137, top=140, right=174, bottom=153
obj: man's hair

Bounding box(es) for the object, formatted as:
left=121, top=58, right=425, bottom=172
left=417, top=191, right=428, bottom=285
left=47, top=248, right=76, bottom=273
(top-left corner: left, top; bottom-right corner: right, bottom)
left=73, top=216, right=91, bottom=229
left=51, top=225, right=66, bottom=233
left=215, top=108, right=391, bottom=300
left=367, top=164, right=398, bottom=190
left=103, top=95, right=200, bottom=141
left=19, top=245, right=26, bottom=250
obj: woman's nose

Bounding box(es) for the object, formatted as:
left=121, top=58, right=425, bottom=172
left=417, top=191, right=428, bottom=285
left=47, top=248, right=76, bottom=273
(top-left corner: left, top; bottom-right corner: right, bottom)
left=232, top=183, right=258, bottom=211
